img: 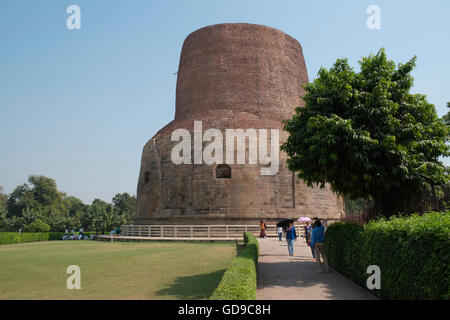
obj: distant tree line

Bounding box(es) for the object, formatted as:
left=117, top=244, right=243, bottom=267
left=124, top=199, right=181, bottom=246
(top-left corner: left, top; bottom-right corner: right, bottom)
left=0, top=175, right=136, bottom=233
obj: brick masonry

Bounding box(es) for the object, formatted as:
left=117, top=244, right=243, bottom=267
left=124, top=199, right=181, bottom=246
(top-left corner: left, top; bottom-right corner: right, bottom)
left=135, top=23, right=343, bottom=225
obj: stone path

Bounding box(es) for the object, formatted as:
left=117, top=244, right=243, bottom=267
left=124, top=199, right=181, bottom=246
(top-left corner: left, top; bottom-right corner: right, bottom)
left=256, top=237, right=377, bottom=300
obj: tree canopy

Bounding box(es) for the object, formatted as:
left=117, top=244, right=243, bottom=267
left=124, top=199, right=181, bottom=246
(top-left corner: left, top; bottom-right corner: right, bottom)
left=0, top=176, right=136, bottom=232
left=442, top=102, right=450, bottom=126
left=281, top=48, right=449, bottom=216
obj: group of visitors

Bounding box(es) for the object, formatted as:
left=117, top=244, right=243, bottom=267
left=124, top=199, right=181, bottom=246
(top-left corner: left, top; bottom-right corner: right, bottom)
left=62, top=228, right=93, bottom=240
left=287, top=219, right=330, bottom=272
left=304, top=222, right=315, bottom=258
left=307, top=219, right=330, bottom=273
left=61, top=227, right=121, bottom=240
left=109, top=227, right=121, bottom=235
left=261, top=218, right=331, bottom=273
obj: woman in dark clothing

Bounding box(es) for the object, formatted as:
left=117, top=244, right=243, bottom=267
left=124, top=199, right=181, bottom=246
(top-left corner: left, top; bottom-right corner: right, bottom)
left=304, top=222, right=311, bottom=244
left=259, top=219, right=267, bottom=238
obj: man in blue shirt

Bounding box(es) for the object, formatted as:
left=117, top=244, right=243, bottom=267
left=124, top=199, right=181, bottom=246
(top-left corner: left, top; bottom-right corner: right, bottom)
left=286, top=222, right=297, bottom=256
left=310, top=219, right=330, bottom=273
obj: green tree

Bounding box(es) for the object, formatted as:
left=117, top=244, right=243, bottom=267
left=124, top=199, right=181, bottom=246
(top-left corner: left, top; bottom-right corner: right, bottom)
left=282, top=48, right=449, bottom=216
left=2, top=176, right=133, bottom=232
left=0, top=186, right=8, bottom=230
left=27, top=175, right=63, bottom=209
left=0, top=186, right=7, bottom=206
left=112, top=192, right=136, bottom=226
left=6, top=183, right=36, bottom=218
left=88, top=199, right=113, bottom=233
left=4, top=216, right=22, bottom=231
left=442, top=102, right=450, bottom=127
left=43, top=207, right=66, bottom=231
left=344, top=196, right=371, bottom=215
left=6, top=175, right=64, bottom=218
left=62, top=196, right=87, bottom=217
left=24, top=218, right=50, bottom=232
left=5, top=175, right=75, bottom=231
left=21, top=206, right=42, bottom=225
left=78, top=209, right=92, bottom=231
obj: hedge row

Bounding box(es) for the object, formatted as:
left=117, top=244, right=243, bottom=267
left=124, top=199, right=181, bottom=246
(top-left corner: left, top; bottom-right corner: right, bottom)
left=0, top=232, right=96, bottom=245
left=210, top=232, right=259, bottom=300
left=324, top=211, right=450, bottom=300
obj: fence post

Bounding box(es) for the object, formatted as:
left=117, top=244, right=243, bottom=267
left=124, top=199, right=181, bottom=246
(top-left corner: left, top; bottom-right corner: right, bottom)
left=226, top=226, right=229, bottom=238
left=190, top=226, right=193, bottom=238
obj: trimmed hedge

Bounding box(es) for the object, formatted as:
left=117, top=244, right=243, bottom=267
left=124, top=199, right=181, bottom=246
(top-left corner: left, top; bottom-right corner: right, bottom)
left=0, top=231, right=96, bottom=245
left=210, top=232, right=259, bottom=300
left=325, top=211, right=450, bottom=300
left=0, top=232, right=55, bottom=245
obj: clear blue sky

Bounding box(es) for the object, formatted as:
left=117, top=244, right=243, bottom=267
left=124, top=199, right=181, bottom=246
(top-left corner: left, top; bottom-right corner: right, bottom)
left=1, top=0, right=449, bottom=203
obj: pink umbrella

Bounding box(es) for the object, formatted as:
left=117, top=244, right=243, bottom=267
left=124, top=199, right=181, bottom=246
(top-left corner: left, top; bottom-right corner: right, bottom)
left=297, top=217, right=312, bottom=223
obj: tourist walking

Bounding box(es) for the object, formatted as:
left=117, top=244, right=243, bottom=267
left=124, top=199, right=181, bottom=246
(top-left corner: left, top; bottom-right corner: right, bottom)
left=277, top=226, right=283, bottom=241
left=307, top=224, right=316, bottom=260
left=310, top=219, right=330, bottom=272
left=260, top=219, right=267, bottom=238
left=304, top=222, right=311, bottom=244
left=286, top=222, right=297, bottom=256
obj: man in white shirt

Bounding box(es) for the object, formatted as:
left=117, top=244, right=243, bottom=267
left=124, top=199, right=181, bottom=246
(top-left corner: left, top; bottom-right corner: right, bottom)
left=277, top=226, right=283, bottom=241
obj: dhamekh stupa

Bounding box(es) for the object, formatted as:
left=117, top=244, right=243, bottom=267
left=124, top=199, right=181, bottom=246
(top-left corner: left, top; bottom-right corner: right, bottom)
left=135, top=23, right=343, bottom=225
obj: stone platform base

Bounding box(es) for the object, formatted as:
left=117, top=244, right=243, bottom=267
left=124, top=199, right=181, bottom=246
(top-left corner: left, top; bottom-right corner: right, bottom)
left=96, top=235, right=238, bottom=242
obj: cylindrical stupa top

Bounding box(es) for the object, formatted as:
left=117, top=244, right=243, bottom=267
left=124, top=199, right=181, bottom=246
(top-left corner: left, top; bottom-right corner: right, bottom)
left=174, top=23, right=309, bottom=122
left=135, top=23, right=344, bottom=226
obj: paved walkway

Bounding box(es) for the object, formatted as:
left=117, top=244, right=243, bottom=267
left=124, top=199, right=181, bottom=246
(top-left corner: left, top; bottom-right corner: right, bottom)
left=256, top=238, right=377, bottom=300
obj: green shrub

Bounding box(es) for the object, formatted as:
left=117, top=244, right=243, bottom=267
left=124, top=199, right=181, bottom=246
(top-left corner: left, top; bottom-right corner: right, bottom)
left=48, top=232, right=65, bottom=240
left=324, top=222, right=366, bottom=286
left=0, top=232, right=50, bottom=245
left=24, top=219, right=50, bottom=233
left=0, top=231, right=96, bottom=245
left=0, top=232, right=20, bottom=245
left=210, top=232, right=259, bottom=300
left=325, top=211, right=450, bottom=300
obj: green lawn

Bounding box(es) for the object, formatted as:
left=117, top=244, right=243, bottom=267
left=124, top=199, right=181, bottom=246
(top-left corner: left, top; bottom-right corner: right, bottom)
left=0, top=240, right=236, bottom=300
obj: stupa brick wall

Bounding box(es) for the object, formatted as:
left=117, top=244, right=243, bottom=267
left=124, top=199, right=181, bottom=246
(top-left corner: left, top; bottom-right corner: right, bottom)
left=135, top=23, right=343, bottom=225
